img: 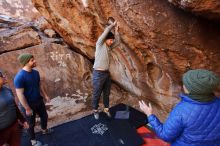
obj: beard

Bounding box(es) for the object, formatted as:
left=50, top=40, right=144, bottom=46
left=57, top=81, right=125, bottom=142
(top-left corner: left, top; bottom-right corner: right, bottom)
left=31, top=63, right=37, bottom=68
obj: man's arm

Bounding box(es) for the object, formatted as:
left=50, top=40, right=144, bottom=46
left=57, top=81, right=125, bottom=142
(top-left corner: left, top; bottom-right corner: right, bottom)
left=96, top=23, right=116, bottom=46
left=15, top=102, right=25, bottom=122
left=139, top=100, right=183, bottom=142
left=111, top=24, right=121, bottom=49
left=148, top=108, right=183, bottom=142
left=40, top=81, right=50, bottom=103
left=15, top=88, right=32, bottom=116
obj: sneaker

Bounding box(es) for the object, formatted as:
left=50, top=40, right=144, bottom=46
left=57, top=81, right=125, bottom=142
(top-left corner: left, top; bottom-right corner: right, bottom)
left=104, top=108, right=111, bottom=118
left=93, top=110, right=99, bottom=120
left=42, top=128, right=54, bottom=135
left=31, top=140, right=43, bottom=146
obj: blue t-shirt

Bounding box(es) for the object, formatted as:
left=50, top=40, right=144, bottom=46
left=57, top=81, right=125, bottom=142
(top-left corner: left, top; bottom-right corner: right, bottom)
left=0, top=86, right=17, bottom=130
left=14, top=69, right=42, bottom=103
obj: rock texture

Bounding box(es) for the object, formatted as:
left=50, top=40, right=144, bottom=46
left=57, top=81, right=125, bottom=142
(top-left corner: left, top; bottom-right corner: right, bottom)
left=31, top=0, right=220, bottom=120
left=0, top=0, right=40, bottom=20
left=168, top=0, right=220, bottom=20
left=0, top=16, right=143, bottom=126
left=1, top=0, right=220, bottom=123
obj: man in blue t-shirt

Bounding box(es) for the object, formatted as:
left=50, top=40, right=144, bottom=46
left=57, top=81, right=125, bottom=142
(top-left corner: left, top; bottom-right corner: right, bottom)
left=14, top=53, right=53, bottom=146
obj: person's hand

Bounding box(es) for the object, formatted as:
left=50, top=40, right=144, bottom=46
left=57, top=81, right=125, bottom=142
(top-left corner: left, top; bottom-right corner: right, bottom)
left=113, top=20, right=117, bottom=26
left=23, top=121, right=29, bottom=129
left=45, top=96, right=51, bottom=103
left=115, top=22, right=119, bottom=32
left=139, top=100, right=153, bottom=116
left=25, top=108, right=33, bottom=116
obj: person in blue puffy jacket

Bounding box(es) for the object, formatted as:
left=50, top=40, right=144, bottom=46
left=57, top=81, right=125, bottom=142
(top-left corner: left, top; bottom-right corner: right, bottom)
left=139, top=69, right=220, bottom=146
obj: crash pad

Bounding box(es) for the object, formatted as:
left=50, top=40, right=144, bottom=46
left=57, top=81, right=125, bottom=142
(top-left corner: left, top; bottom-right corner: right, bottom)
left=21, top=103, right=147, bottom=146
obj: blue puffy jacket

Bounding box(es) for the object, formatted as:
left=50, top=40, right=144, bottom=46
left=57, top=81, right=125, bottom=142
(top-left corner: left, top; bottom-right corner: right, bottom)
left=148, top=94, right=220, bottom=146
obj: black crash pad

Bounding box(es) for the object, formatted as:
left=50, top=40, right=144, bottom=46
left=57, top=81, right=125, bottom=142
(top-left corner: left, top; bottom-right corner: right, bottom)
left=110, top=103, right=148, bottom=128
left=21, top=103, right=147, bottom=146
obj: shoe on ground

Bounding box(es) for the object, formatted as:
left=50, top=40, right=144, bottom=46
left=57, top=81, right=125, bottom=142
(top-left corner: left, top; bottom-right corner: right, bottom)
left=93, top=110, right=99, bottom=120
left=31, top=140, right=43, bottom=146
left=104, top=108, right=111, bottom=118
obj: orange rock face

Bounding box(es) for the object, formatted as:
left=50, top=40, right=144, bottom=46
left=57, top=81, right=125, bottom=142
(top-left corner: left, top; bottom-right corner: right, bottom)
left=31, top=0, right=220, bottom=113
left=0, top=16, right=143, bottom=125
left=168, top=0, right=220, bottom=20
left=1, top=0, right=220, bottom=122
left=0, top=0, right=40, bottom=20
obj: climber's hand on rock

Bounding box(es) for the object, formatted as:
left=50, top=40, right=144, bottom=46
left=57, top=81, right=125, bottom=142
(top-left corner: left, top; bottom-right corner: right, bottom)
left=115, top=22, right=119, bottom=32
left=113, top=20, right=117, bottom=26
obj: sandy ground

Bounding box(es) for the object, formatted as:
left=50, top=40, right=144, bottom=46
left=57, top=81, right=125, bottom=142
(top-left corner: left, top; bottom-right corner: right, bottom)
left=35, top=91, right=92, bottom=131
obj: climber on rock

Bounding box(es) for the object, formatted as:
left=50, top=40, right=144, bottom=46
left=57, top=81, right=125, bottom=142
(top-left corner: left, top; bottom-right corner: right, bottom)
left=92, top=18, right=120, bottom=120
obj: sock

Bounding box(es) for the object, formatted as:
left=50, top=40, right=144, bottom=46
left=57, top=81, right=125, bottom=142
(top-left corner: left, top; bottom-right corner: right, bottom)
left=31, top=140, right=37, bottom=145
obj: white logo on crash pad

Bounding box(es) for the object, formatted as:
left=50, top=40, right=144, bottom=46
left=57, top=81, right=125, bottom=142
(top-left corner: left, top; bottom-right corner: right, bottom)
left=91, top=123, right=108, bottom=135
